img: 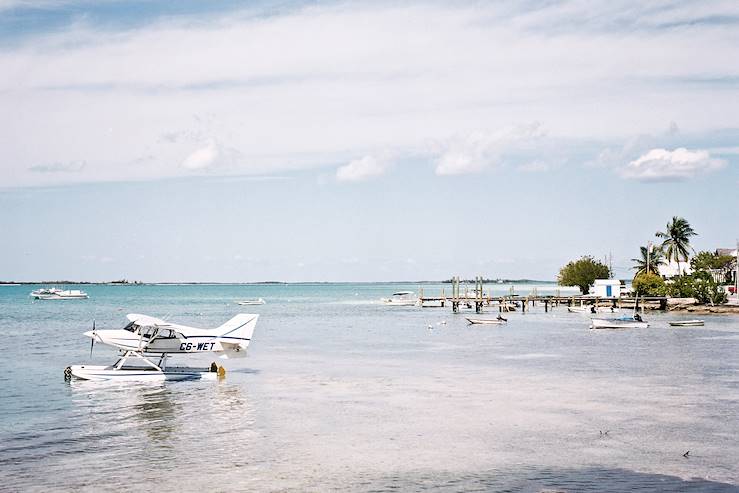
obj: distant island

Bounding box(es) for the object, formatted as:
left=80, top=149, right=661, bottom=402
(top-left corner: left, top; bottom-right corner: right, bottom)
left=442, top=278, right=555, bottom=284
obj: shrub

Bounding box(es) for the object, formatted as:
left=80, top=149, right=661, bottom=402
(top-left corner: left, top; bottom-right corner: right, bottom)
left=665, top=272, right=727, bottom=305
left=691, top=271, right=728, bottom=305
left=632, top=272, right=666, bottom=296
left=665, top=276, right=696, bottom=298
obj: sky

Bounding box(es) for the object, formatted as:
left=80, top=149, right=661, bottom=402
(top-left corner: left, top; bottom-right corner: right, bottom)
left=0, top=0, right=737, bottom=282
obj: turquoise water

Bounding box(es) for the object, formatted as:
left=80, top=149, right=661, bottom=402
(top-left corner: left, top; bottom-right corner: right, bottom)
left=1, top=283, right=738, bottom=492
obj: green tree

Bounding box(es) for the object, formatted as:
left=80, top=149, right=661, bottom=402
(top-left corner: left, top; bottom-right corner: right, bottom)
left=631, top=245, right=665, bottom=278
left=664, top=272, right=728, bottom=305
left=632, top=272, right=666, bottom=296
left=665, top=276, right=696, bottom=298
left=691, top=251, right=735, bottom=282
left=656, top=216, right=697, bottom=276
left=691, top=271, right=728, bottom=305
left=558, top=256, right=611, bottom=294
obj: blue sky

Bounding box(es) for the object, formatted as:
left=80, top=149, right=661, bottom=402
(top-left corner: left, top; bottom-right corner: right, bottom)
left=0, top=1, right=737, bottom=282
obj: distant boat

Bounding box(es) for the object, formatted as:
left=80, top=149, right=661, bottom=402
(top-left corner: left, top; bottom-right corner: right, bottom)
left=500, top=301, right=517, bottom=312
left=236, top=298, right=265, bottom=305
left=669, top=320, right=704, bottom=327
left=568, top=306, right=619, bottom=314
left=381, top=291, right=418, bottom=306
left=30, top=288, right=88, bottom=300
left=590, top=316, right=648, bottom=329
left=466, top=317, right=507, bottom=325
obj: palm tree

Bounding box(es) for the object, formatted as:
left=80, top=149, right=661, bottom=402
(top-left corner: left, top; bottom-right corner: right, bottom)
left=656, top=216, right=697, bottom=276
left=632, top=245, right=665, bottom=278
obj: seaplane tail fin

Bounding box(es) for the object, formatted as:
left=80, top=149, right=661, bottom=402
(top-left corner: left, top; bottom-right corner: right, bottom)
left=216, top=314, right=258, bottom=358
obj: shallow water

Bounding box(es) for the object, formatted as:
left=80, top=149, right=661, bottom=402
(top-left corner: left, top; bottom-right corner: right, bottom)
left=1, top=283, right=738, bottom=492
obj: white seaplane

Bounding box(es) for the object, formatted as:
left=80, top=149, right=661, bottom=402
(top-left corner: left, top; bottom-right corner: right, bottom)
left=66, top=313, right=258, bottom=381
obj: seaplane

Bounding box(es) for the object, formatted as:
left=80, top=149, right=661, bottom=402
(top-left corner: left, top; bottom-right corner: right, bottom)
left=65, top=313, right=258, bottom=381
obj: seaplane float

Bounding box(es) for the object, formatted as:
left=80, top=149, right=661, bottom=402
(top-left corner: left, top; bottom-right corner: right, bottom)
left=65, top=313, right=258, bottom=381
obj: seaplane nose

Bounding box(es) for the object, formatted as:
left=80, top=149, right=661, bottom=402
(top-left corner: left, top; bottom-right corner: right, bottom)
left=83, top=330, right=95, bottom=339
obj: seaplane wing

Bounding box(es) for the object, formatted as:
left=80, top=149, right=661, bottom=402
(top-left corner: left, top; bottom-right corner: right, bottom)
left=86, top=313, right=259, bottom=358
left=126, top=313, right=171, bottom=327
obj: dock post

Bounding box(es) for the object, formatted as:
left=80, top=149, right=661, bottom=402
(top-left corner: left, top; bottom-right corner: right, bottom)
left=545, top=300, right=549, bottom=313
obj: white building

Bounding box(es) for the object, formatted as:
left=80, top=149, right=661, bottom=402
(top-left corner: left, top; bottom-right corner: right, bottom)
left=658, top=259, right=692, bottom=278
left=590, top=279, right=623, bottom=298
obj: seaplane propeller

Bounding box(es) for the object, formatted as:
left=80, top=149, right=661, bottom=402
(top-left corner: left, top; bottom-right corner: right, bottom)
left=89, top=320, right=96, bottom=358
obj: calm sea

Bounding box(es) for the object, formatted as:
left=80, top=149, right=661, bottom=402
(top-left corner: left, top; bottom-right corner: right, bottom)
left=0, top=283, right=737, bottom=492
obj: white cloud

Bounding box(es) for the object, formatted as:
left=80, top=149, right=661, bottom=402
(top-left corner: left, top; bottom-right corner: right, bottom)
left=336, top=155, right=388, bottom=183
left=182, top=141, right=219, bottom=170
left=434, top=123, right=545, bottom=176
left=620, top=147, right=727, bottom=181
left=1, top=3, right=738, bottom=187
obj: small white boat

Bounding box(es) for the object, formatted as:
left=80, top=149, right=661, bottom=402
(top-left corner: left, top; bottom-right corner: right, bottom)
left=669, top=320, right=705, bottom=327
left=235, top=298, right=265, bottom=305
left=590, top=317, right=649, bottom=329
left=499, top=302, right=517, bottom=312
left=381, top=291, right=418, bottom=306
left=31, top=288, right=89, bottom=300
left=466, top=317, right=507, bottom=325
left=569, top=306, right=619, bottom=314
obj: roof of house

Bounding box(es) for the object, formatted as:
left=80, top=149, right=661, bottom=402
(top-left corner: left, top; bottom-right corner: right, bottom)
left=716, top=248, right=738, bottom=257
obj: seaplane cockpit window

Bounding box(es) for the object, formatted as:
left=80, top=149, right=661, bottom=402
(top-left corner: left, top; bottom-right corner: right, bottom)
left=159, top=329, right=177, bottom=339
left=123, top=321, right=136, bottom=333
left=139, top=327, right=157, bottom=339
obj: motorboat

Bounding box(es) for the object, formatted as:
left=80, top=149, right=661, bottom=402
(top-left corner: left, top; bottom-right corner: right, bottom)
left=500, top=301, right=517, bottom=312
left=590, top=315, right=649, bottom=329
left=31, top=288, right=89, bottom=300
left=235, top=298, right=265, bottom=305
left=466, top=317, right=507, bottom=325
left=669, top=320, right=705, bottom=327
left=381, top=291, right=418, bottom=306
left=67, top=313, right=258, bottom=381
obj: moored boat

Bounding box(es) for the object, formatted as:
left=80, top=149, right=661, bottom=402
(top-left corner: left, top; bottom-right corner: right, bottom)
left=669, top=320, right=704, bottom=327
left=590, top=317, right=649, bottom=329
left=236, top=298, right=265, bottom=305
left=381, top=291, right=418, bottom=306
left=31, top=288, right=89, bottom=300
left=466, top=317, right=507, bottom=325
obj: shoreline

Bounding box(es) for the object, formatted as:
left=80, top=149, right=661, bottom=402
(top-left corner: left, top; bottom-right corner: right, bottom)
left=668, top=304, right=739, bottom=314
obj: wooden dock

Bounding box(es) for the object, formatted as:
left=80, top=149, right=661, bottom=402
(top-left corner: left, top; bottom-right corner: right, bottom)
left=419, top=277, right=667, bottom=313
